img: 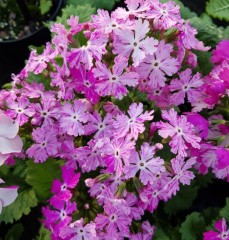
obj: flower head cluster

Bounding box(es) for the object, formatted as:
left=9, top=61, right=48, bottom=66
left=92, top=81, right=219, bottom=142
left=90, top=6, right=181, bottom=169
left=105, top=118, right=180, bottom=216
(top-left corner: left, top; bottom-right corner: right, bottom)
left=0, top=0, right=228, bottom=238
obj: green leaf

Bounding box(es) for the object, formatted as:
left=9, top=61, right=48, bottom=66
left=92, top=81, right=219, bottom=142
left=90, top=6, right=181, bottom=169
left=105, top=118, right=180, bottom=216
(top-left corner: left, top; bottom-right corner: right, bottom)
left=220, top=198, right=229, bottom=221
left=179, top=212, right=205, bottom=240
left=195, top=51, right=213, bottom=75
left=39, top=0, right=52, bottom=15
left=206, top=0, right=229, bottom=21
left=0, top=189, right=38, bottom=224
left=36, top=224, right=51, bottom=240
left=68, top=0, right=118, bottom=10
left=5, top=223, right=24, bottom=240
left=190, top=17, right=225, bottom=48
left=164, top=186, right=198, bottom=215
left=25, top=159, right=62, bottom=201
left=56, top=4, right=96, bottom=25
left=154, top=226, right=170, bottom=240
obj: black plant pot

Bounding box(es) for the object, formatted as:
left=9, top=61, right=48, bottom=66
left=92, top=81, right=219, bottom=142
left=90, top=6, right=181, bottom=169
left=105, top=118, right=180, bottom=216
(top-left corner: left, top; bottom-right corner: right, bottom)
left=0, top=0, right=65, bottom=87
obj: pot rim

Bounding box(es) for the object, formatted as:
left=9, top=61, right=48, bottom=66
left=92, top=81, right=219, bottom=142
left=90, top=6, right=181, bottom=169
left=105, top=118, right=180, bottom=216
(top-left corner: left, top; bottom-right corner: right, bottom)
left=0, top=0, right=64, bottom=44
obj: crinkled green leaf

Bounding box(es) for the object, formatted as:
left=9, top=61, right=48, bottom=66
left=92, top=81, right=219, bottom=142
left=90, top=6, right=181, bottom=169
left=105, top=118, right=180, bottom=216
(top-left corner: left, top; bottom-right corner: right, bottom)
left=195, top=51, right=213, bottom=75
left=0, top=189, right=38, bottom=224
left=179, top=212, right=205, bottom=240
left=164, top=186, right=198, bottom=215
left=25, top=159, right=62, bottom=201
left=56, top=4, right=95, bottom=24
left=206, top=0, right=229, bottom=21
left=220, top=198, right=229, bottom=221
left=69, top=0, right=120, bottom=10
left=39, top=0, right=52, bottom=15
left=5, top=223, right=24, bottom=240
left=190, top=17, right=225, bottom=48
left=36, top=224, right=51, bottom=240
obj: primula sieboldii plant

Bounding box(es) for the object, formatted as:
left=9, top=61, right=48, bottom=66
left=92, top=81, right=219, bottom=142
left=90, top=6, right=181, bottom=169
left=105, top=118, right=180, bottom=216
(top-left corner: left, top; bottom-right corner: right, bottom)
left=0, top=0, right=229, bottom=238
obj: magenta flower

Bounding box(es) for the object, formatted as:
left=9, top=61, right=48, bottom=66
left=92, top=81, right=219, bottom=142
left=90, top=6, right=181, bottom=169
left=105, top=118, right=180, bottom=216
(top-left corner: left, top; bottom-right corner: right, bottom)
left=114, top=102, right=154, bottom=140
left=170, top=69, right=204, bottom=106
left=71, top=66, right=100, bottom=104
left=211, top=40, right=229, bottom=64
left=59, top=100, right=89, bottom=137
left=157, top=108, right=201, bottom=157
left=93, top=55, right=139, bottom=99
left=125, top=143, right=165, bottom=185
left=136, top=40, right=179, bottom=88
left=26, top=126, right=60, bottom=163
left=51, top=166, right=80, bottom=200
left=203, top=218, right=229, bottom=240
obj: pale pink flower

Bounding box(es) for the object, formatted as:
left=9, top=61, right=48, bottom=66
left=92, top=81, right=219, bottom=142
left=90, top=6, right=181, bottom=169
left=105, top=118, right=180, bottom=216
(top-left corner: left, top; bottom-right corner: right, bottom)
left=0, top=179, right=18, bottom=214
left=157, top=108, right=201, bottom=157
left=0, top=113, right=23, bottom=165
left=113, top=19, right=158, bottom=67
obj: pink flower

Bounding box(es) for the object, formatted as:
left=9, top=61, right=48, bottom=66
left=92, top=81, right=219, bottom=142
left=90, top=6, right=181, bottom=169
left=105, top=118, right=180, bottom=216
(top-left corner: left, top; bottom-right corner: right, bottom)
left=104, top=135, right=135, bottom=177
left=67, top=31, right=107, bottom=70
left=26, top=125, right=60, bottom=163
left=211, top=40, right=229, bottom=64
left=203, top=218, right=229, bottom=240
left=93, top=55, right=139, bottom=99
left=114, top=102, right=154, bottom=140
left=146, top=1, right=181, bottom=29
left=59, top=100, right=89, bottom=136
left=95, top=204, right=131, bottom=236
left=170, top=69, right=204, bottom=106
left=6, top=96, right=34, bottom=126
left=113, top=19, right=158, bottom=66
left=0, top=113, right=23, bottom=165
left=0, top=179, right=18, bottom=214
left=177, top=21, right=210, bottom=51
left=136, top=40, right=179, bottom=88
left=125, top=143, right=165, bottom=185
left=171, top=157, right=196, bottom=185
left=157, top=108, right=201, bottom=157
left=60, top=218, right=97, bottom=240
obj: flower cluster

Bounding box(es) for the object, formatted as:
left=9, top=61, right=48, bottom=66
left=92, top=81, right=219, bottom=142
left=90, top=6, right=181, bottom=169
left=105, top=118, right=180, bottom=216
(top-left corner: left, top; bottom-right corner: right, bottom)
left=0, top=0, right=228, bottom=238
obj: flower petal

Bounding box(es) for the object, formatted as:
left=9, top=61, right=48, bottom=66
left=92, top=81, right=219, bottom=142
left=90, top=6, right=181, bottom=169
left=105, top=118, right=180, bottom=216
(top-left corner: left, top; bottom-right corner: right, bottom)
left=0, top=135, right=23, bottom=154
left=0, top=114, right=19, bottom=139
left=0, top=186, right=18, bottom=206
